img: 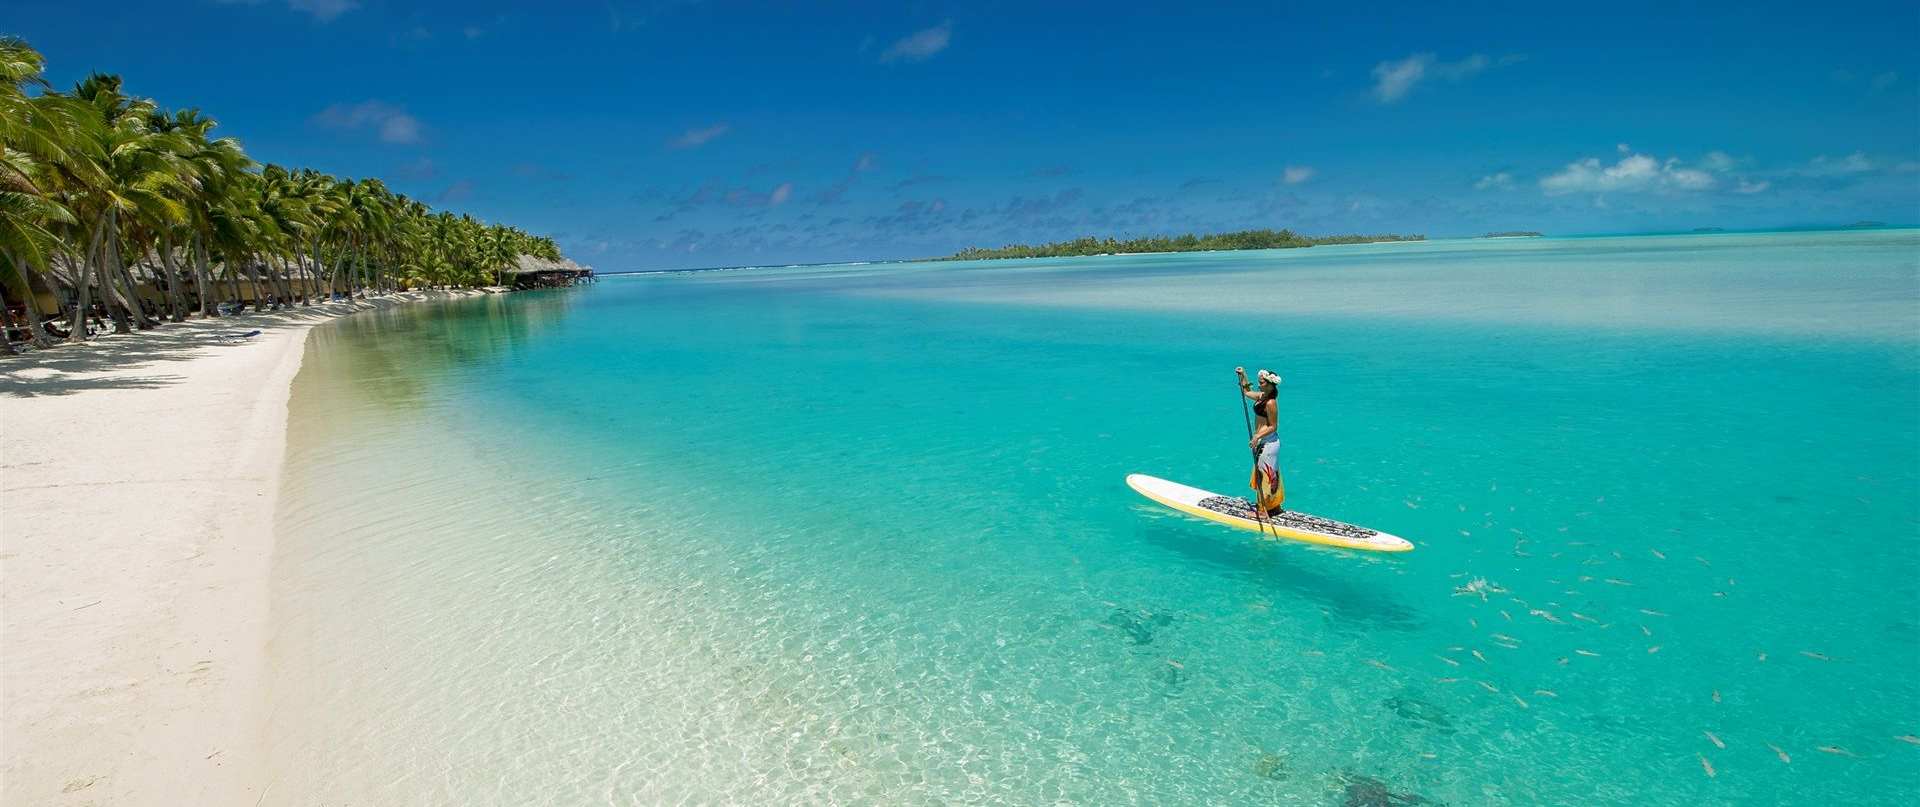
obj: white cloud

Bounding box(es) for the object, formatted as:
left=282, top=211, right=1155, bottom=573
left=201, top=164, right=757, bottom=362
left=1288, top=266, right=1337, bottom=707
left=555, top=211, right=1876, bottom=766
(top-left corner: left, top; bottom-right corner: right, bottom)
left=1370, top=52, right=1512, bottom=102
left=854, top=153, right=876, bottom=172
left=1702, top=151, right=1736, bottom=172
left=769, top=182, right=793, bottom=206
left=314, top=101, right=422, bottom=144
left=1870, top=71, right=1898, bottom=91
left=1540, top=146, right=1717, bottom=195
left=1809, top=152, right=1874, bottom=174
left=1735, top=180, right=1771, bottom=194
left=1371, top=54, right=1431, bottom=102
left=670, top=123, right=731, bottom=149
left=288, top=0, right=358, bottom=21
left=879, top=21, right=952, bottom=63
left=1282, top=165, right=1315, bottom=184
left=1474, top=171, right=1513, bottom=190
left=218, top=0, right=359, bottom=22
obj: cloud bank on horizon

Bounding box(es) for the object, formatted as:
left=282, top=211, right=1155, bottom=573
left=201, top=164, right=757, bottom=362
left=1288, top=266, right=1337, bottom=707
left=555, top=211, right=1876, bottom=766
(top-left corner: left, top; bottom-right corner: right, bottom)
left=11, top=0, right=1919, bottom=269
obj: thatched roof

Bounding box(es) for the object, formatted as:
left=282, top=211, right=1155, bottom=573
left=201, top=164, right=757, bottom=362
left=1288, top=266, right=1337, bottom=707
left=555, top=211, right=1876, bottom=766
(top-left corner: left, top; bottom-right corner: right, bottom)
left=507, top=254, right=593, bottom=275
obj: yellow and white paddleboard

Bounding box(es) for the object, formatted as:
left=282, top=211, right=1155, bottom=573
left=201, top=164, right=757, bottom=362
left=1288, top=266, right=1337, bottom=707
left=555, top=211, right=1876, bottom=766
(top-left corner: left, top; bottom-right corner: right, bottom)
left=1126, top=473, right=1414, bottom=553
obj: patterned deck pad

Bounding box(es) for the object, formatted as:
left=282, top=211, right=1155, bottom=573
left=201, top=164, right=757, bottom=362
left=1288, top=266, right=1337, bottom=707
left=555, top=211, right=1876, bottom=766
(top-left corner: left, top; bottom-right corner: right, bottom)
left=1195, top=496, right=1381, bottom=540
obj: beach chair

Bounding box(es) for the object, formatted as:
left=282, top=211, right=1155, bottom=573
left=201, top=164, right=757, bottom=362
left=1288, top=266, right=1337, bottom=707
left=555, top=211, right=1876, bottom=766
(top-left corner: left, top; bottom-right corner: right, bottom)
left=216, top=329, right=262, bottom=343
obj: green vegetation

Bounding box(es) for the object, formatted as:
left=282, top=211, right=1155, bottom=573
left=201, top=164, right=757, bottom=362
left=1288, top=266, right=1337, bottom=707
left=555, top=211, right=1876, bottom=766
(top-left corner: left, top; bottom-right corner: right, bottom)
left=944, top=229, right=1424, bottom=260
left=0, top=36, right=566, bottom=353
left=1482, top=231, right=1543, bottom=238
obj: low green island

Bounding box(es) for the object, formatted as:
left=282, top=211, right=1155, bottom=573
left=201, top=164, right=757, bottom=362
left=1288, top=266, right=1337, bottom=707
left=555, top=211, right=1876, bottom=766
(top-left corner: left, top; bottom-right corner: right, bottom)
left=943, top=229, right=1423, bottom=260
left=1483, top=231, right=1544, bottom=238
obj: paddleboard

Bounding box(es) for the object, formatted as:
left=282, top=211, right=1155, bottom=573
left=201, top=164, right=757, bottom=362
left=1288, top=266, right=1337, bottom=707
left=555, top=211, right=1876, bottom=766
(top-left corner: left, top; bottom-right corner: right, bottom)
left=1126, top=473, right=1413, bottom=553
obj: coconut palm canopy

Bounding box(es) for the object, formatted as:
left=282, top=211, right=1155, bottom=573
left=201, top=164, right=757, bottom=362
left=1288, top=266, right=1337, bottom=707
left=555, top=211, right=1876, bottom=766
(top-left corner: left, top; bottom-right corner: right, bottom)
left=0, top=36, right=566, bottom=350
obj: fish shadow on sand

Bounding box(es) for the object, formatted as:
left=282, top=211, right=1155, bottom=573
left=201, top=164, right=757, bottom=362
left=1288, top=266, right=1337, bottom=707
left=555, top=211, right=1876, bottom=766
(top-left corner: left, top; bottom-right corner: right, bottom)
left=1133, top=516, right=1422, bottom=631
left=1382, top=690, right=1457, bottom=734
left=1336, top=772, right=1440, bottom=806
left=1104, top=608, right=1174, bottom=646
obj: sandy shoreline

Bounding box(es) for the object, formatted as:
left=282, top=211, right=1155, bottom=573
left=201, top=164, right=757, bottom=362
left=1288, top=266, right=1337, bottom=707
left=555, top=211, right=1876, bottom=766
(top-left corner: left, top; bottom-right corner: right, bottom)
left=1, top=290, right=483, bottom=806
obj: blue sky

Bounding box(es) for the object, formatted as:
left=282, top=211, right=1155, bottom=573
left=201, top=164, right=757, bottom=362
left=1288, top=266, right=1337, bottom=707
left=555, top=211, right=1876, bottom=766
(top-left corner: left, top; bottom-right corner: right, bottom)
left=10, top=1, right=1919, bottom=270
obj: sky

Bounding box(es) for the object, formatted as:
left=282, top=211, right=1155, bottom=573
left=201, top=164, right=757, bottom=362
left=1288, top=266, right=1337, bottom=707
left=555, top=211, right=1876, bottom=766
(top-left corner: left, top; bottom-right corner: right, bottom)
left=9, top=1, right=1919, bottom=270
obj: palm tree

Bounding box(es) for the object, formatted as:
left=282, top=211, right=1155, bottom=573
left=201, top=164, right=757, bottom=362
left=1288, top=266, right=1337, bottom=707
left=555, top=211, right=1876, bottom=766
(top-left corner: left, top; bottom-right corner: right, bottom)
left=3, top=35, right=570, bottom=353
left=0, top=38, right=80, bottom=348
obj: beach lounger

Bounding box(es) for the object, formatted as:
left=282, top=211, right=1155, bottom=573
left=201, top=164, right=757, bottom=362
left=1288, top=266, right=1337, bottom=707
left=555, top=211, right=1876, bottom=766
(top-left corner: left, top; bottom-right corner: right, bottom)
left=217, top=329, right=262, bottom=343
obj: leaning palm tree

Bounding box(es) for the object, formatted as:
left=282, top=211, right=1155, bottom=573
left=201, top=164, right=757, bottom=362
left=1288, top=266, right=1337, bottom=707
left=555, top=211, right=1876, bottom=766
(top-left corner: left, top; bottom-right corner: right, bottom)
left=51, top=74, right=190, bottom=336
left=0, top=38, right=81, bottom=347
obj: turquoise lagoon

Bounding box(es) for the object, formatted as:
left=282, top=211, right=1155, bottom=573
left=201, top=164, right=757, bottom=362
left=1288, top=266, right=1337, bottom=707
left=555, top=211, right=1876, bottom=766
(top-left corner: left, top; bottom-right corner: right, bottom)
left=265, top=230, right=1919, bottom=804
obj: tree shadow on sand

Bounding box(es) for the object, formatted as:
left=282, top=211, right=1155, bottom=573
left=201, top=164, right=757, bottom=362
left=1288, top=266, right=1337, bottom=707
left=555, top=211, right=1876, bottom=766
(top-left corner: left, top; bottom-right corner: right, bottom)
left=0, top=303, right=387, bottom=398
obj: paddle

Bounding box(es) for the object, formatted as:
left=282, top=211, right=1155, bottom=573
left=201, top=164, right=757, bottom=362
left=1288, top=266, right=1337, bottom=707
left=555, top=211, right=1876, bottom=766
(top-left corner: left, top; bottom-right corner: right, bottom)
left=1236, top=370, right=1275, bottom=538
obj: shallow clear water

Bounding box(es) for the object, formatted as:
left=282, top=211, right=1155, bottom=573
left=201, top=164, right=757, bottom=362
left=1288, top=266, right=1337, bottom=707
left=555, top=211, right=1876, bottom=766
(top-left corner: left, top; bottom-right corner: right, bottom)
left=266, top=230, right=1920, bottom=804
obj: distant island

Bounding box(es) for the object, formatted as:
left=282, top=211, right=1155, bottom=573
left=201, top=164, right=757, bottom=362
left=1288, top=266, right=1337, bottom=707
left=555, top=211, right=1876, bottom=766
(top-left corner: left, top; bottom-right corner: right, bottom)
left=944, top=229, right=1424, bottom=260
left=1692, top=227, right=1726, bottom=233
left=1849, top=220, right=1887, bottom=228
left=1482, top=231, right=1543, bottom=238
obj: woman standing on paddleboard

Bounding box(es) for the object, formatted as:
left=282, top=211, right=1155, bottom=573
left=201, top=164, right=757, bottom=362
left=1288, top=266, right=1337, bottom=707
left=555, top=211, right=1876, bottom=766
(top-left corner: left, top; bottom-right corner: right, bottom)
left=1236, top=367, right=1286, bottom=515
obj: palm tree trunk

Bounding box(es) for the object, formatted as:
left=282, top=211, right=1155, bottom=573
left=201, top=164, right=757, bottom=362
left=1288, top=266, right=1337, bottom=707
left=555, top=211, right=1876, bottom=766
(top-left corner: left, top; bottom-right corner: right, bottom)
left=67, top=224, right=102, bottom=343
left=157, top=238, right=188, bottom=322
left=194, top=236, right=216, bottom=317
left=222, top=255, right=241, bottom=309
left=3, top=248, right=58, bottom=348
left=279, top=254, right=299, bottom=305
left=86, top=212, right=135, bottom=335
left=242, top=255, right=266, bottom=310
left=103, top=221, right=149, bottom=330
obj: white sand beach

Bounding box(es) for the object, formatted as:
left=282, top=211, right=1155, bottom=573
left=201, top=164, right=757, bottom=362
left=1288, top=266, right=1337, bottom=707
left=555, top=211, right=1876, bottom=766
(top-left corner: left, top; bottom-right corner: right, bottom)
left=0, top=291, right=482, bottom=806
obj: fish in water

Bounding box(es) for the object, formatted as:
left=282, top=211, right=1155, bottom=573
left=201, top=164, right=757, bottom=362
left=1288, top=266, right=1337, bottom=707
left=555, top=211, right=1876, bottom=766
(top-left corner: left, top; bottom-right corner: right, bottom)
left=1818, top=746, right=1857, bottom=757
left=1699, top=755, right=1716, bottom=779
left=1436, top=655, right=1460, bottom=667
left=1768, top=744, right=1791, bottom=763
left=1712, top=690, right=1722, bottom=704
left=1491, top=633, right=1519, bottom=644
left=1897, top=735, right=1920, bottom=746
left=1435, top=677, right=1459, bottom=684
left=1572, top=612, right=1599, bottom=624
left=1383, top=693, right=1456, bottom=734
left=1336, top=772, right=1434, bottom=806
left=1471, top=650, right=1489, bottom=664
left=1512, top=695, right=1529, bottom=709
left=1453, top=578, right=1493, bottom=600
left=1604, top=578, right=1634, bottom=586
left=1365, top=659, right=1397, bottom=672
left=1648, top=646, right=1662, bottom=654
left=1651, top=549, right=1666, bottom=559
left=1575, top=649, right=1600, bottom=657
left=1758, top=651, right=1768, bottom=662
left=1533, top=689, right=1558, bottom=698
left=1705, top=731, right=1725, bottom=749
left=1640, top=608, right=1669, bottom=617
left=1478, top=680, right=1500, bottom=693
left=1800, top=651, right=1831, bottom=661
